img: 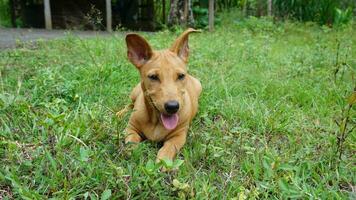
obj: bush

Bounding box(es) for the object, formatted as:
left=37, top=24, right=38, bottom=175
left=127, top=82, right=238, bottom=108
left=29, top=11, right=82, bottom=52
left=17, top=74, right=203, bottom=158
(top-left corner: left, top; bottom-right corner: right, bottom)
left=0, top=0, right=11, bottom=27
left=334, top=7, right=353, bottom=27
left=193, top=6, right=209, bottom=28
left=274, top=0, right=335, bottom=25
left=215, top=0, right=355, bottom=26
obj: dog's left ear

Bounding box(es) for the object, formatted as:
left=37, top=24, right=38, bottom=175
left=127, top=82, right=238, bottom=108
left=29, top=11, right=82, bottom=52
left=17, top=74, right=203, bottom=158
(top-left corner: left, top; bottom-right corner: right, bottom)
left=170, top=28, right=200, bottom=63
left=126, top=33, right=153, bottom=68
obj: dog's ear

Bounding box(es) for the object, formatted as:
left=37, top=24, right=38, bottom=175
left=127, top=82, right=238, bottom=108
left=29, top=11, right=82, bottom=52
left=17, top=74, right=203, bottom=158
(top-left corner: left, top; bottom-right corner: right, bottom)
left=126, top=34, right=153, bottom=68
left=170, top=28, right=200, bottom=63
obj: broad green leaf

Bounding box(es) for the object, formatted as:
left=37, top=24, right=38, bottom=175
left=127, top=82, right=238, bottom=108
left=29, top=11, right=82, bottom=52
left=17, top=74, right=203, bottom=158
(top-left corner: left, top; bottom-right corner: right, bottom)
left=83, top=192, right=89, bottom=199
left=161, top=158, right=173, bottom=168
left=101, top=189, right=111, bottom=200
left=278, top=179, right=289, bottom=192
left=173, top=159, right=184, bottom=168
left=145, top=159, right=155, bottom=171
left=80, top=146, right=89, bottom=162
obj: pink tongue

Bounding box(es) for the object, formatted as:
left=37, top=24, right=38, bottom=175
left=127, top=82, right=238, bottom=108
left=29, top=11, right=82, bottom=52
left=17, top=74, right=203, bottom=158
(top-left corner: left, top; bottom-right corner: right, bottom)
left=160, top=113, right=179, bottom=130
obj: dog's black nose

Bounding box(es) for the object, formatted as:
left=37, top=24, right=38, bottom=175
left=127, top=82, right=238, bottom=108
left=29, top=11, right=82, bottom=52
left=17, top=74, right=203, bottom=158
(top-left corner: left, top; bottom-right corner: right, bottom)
left=164, top=101, right=179, bottom=114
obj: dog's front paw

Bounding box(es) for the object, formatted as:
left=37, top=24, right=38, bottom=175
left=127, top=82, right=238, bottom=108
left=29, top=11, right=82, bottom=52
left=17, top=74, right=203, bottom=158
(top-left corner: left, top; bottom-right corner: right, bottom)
left=125, top=133, right=142, bottom=144
left=122, top=140, right=139, bottom=158
left=121, top=133, right=141, bottom=157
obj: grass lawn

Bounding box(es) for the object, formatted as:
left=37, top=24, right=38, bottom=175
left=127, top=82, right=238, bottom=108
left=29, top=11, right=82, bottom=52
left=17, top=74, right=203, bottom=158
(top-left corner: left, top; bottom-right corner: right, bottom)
left=1, top=12, right=355, bottom=199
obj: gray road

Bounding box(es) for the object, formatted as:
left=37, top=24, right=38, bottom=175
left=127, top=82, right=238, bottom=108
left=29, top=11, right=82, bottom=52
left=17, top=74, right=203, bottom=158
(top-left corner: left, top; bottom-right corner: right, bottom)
left=0, top=28, right=114, bottom=50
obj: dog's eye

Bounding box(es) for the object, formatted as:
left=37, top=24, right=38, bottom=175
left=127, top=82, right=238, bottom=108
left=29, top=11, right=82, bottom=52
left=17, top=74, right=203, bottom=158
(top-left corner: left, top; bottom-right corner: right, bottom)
left=148, top=74, right=159, bottom=81
left=178, top=73, right=185, bottom=80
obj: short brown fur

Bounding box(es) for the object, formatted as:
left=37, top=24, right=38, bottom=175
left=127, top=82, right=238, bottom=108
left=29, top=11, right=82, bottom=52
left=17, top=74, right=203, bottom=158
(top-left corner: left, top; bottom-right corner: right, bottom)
left=123, top=29, right=202, bottom=162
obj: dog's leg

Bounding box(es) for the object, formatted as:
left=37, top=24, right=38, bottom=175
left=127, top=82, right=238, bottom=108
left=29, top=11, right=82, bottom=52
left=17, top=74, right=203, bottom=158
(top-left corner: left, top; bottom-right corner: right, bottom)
left=125, top=128, right=143, bottom=144
left=156, top=131, right=187, bottom=162
left=116, top=103, right=134, bottom=119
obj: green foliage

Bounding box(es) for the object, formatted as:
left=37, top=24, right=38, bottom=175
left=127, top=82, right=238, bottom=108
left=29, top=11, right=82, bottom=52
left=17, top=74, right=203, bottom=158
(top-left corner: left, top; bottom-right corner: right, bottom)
left=153, top=0, right=169, bottom=29
left=334, top=7, right=353, bottom=27
left=274, top=0, right=336, bottom=24
left=0, top=0, right=11, bottom=27
left=216, top=0, right=240, bottom=11
left=215, top=0, right=355, bottom=26
left=193, top=6, right=209, bottom=28
left=0, top=13, right=355, bottom=198
left=193, top=5, right=221, bottom=29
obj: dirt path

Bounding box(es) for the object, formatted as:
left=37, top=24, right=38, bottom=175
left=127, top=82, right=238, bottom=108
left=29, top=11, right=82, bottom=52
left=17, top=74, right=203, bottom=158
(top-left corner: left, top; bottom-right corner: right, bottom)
left=0, top=28, right=114, bottom=50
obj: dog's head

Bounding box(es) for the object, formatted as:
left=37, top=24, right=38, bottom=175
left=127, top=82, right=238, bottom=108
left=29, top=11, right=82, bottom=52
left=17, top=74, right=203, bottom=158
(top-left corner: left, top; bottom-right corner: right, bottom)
left=125, top=28, right=199, bottom=130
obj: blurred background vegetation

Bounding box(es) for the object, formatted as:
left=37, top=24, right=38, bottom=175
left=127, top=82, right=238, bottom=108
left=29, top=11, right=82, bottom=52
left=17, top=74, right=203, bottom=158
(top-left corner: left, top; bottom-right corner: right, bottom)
left=0, top=0, right=355, bottom=30
left=0, top=0, right=11, bottom=27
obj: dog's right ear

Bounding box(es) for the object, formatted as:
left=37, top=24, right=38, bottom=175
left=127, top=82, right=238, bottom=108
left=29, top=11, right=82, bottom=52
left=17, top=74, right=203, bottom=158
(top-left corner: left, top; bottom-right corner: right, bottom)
left=126, top=34, right=153, bottom=68
left=170, top=28, right=200, bottom=63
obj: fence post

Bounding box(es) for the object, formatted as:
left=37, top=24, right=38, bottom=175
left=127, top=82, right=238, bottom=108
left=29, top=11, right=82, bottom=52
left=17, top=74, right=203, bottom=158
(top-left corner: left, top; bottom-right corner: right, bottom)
left=44, top=0, right=52, bottom=29
left=209, top=0, right=214, bottom=31
left=106, top=0, right=112, bottom=32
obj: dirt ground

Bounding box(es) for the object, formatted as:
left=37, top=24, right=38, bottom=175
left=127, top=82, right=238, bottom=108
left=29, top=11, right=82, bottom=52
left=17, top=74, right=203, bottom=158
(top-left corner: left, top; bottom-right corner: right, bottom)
left=0, top=28, right=113, bottom=50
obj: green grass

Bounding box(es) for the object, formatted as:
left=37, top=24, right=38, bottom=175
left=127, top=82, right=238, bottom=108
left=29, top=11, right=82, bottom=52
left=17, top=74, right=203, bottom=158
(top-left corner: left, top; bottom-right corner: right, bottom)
left=1, top=13, right=355, bottom=199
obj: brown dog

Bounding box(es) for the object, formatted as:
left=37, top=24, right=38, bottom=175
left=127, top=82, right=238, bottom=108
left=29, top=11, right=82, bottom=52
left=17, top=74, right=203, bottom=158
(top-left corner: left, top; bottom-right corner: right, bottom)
left=123, top=29, right=202, bottom=163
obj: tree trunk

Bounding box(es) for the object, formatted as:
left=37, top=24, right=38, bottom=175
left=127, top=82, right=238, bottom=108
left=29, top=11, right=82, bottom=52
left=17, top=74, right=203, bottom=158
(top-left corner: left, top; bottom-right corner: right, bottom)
left=187, top=0, right=194, bottom=26
left=44, top=0, right=52, bottom=29
left=209, top=0, right=214, bottom=31
left=183, top=0, right=188, bottom=24
left=162, top=0, right=166, bottom=24
left=106, top=0, right=112, bottom=32
left=242, top=0, right=247, bottom=17
left=168, top=0, right=177, bottom=26
left=168, top=0, right=194, bottom=27
left=267, top=0, right=272, bottom=16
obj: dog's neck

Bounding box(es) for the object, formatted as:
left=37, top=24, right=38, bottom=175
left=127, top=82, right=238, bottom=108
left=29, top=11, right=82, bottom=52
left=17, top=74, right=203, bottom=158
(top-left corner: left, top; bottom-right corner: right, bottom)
left=141, top=82, right=160, bottom=125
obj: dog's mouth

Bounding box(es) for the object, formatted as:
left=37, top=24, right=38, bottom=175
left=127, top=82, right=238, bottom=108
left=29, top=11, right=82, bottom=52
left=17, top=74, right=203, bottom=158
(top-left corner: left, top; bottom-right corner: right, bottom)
left=147, top=95, right=179, bottom=130
left=160, top=113, right=179, bottom=130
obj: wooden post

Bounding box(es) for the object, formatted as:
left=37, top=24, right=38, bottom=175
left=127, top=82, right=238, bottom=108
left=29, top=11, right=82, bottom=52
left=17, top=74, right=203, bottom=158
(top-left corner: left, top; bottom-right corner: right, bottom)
left=162, top=0, right=166, bottom=24
left=267, top=0, right=272, bottom=16
left=44, top=0, right=52, bottom=29
left=106, top=0, right=112, bottom=32
left=208, top=0, right=214, bottom=31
